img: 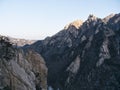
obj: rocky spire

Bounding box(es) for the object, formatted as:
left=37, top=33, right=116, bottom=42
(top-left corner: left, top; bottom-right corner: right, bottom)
left=87, top=14, right=97, bottom=21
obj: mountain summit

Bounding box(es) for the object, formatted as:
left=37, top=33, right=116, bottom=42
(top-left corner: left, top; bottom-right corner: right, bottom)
left=64, top=20, right=83, bottom=29
left=87, top=14, right=97, bottom=20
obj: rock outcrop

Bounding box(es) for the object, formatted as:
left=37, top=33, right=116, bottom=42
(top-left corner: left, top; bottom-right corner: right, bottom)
left=0, top=36, right=47, bottom=90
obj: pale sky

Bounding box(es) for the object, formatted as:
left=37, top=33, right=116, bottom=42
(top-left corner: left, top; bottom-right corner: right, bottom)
left=0, top=0, right=120, bottom=40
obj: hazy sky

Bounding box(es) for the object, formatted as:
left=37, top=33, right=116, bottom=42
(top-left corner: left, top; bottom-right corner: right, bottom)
left=0, top=0, right=120, bottom=39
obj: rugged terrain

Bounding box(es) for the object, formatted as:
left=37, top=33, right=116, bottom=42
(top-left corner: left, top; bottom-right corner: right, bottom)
left=27, top=13, right=120, bottom=90
left=0, top=13, right=120, bottom=90
left=0, top=36, right=47, bottom=90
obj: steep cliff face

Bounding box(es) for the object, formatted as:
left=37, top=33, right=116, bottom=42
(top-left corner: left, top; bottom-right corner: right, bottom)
left=25, top=50, right=47, bottom=90
left=0, top=36, right=47, bottom=90
left=28, top=13, right=120, bottom=90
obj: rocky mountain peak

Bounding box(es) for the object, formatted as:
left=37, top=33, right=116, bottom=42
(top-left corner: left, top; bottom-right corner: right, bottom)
left=64, top=20, right=83, bottom=29
left=87, top=14, right=97, bottom=21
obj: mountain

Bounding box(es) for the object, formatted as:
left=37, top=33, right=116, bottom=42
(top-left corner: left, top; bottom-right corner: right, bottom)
left=0, top=13, right=120, bottom=90
left=0, top=36, right=47, bottom=90
left=26, top=13, right=120, bottom=90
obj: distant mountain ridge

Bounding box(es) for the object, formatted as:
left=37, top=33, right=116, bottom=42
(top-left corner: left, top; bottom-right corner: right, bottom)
left=0, top=35, right=36, bottom=46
